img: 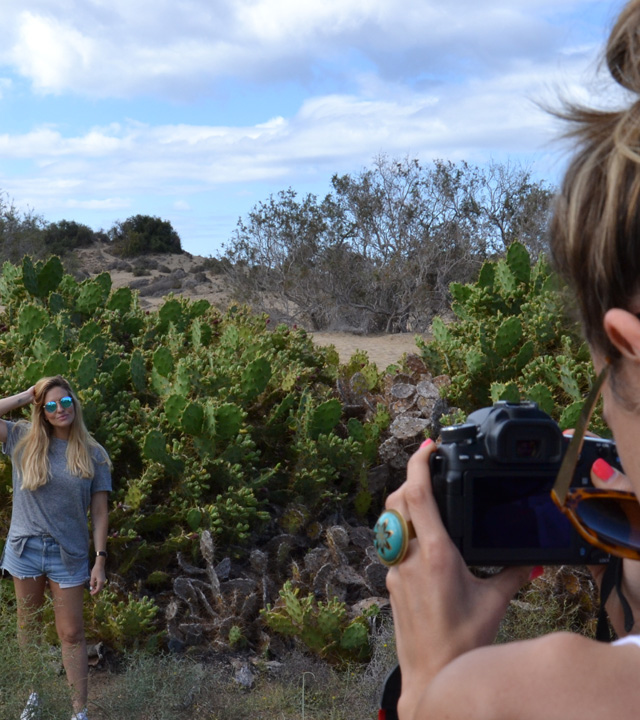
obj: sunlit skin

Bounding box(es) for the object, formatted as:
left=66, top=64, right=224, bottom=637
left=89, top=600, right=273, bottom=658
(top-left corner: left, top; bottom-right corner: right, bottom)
left=42, top=386, right=76, bottom=440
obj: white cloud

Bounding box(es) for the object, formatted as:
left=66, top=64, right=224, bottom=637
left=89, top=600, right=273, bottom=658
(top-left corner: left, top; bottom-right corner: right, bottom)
left=0, top=73, right=560, bottom=209
left=0, top=1, right=605, bottom=98
left=10, top=12, right=96, bottom=93
left=0, top=0, right=622, bottom=254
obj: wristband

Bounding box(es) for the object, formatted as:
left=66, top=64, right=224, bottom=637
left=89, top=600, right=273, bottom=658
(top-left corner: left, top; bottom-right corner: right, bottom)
left=96, top=551, right=107, bottom=558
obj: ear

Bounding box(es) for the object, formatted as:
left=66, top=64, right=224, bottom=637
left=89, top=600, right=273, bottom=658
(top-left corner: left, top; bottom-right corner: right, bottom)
left=603, top=309, right=640, bottom=361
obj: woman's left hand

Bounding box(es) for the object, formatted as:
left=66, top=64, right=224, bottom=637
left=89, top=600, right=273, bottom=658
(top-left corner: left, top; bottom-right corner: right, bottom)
left=385, top=440, right=534, bottom=717
left=89, top=563, right=107, bottom=595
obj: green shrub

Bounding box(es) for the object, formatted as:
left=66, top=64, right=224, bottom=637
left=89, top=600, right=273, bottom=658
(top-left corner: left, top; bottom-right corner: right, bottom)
left=108, top=214, right=182, bottom=257
left=43, top=220, right=96, bottom=256
left=418, top=242, right=608, bottom=435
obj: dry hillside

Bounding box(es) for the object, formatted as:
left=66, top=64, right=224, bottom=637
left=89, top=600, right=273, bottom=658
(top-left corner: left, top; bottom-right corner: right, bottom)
left=71, top=243, right=425, bottom=367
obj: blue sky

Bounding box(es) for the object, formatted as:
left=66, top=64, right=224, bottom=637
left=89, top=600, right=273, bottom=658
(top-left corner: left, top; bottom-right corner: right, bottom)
left=0, top=0, right=628, bottom=257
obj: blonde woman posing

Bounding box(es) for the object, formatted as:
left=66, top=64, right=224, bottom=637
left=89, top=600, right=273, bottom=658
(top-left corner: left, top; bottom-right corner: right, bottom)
left=0, top=376, right=112, bottom=720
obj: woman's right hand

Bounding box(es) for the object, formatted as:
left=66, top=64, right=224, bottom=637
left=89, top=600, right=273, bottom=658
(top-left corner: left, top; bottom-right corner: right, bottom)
left=384, top=441, right=533, bottom=718
left=22, top=386, right=35, bottom=406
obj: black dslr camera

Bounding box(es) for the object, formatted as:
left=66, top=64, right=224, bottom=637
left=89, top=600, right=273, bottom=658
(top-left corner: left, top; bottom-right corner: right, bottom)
left=431, top=401, right=621, bottom=566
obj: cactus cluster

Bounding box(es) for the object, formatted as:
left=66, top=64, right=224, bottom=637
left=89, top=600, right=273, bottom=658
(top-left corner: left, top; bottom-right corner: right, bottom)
left=419, top=242, right=606, bottom=434
left=0, top=256, right=384, bottom=650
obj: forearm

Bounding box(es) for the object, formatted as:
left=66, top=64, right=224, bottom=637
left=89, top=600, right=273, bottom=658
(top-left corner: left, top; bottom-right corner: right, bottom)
left=90, top=492, right=109, bottom=555
left=0, top=389, right=33, bottom=417
left=404, top=633, right=640, bottom=720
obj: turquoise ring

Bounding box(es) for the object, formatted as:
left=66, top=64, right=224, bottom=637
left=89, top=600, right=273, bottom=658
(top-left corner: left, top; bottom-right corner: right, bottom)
left=373, top=509, right=416, bottom=566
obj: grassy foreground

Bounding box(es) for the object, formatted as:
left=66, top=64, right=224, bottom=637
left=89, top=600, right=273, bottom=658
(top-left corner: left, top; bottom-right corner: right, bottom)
left=0, top=566, right=600, bottom=720
left=0, top=579, right=397, bottom=720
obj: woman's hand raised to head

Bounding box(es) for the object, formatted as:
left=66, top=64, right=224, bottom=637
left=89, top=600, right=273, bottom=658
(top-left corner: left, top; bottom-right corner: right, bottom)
left=384, top=440, right=535, bottom=718
left=22, top=386, right=35, bottom=406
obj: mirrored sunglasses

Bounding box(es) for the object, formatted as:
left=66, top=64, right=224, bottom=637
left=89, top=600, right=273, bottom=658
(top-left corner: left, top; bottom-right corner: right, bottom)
left=44, top=396, right=74, bottom=414
left=551, top=363, right=640, bottom=560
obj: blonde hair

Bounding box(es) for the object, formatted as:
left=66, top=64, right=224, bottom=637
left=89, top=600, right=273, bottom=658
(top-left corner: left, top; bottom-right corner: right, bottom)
left=14, top=375, right=111, bottom=491
left=550, top=0, right=640, bottom=358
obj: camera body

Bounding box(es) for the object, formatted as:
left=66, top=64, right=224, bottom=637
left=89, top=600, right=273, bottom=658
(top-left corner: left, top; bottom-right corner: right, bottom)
left=431, top=401, right=621, bottom=566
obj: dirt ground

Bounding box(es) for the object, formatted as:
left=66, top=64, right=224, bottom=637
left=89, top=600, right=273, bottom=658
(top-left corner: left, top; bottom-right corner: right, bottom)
left=311, top=331, right=425, bottom=367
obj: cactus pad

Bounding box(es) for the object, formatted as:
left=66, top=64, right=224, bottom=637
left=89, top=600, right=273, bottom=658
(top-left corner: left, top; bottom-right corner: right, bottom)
left=18, top=304, right=48, bottom=338
left=130, top=350, right=146, bottom=392
left=43, top=352, right=69, bottom=378
left=309, top=399, right=342, bottom=440
left=181, top=402, right=204, bottom=436
left=241, top=357, right=271, bottom=399
left=153, top=346, right=174, bottom=378
left=75, top=353, right=97, bottom=389
left=107, top=287, right=133, bottom=313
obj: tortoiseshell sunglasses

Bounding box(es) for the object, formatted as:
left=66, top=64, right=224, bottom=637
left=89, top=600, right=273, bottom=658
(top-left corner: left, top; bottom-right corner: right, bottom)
left=551, top=363, right=640, bottom=560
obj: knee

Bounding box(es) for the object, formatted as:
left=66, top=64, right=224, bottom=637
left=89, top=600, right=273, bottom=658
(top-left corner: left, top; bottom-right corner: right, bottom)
left=57, top=624, right=85, bottom=647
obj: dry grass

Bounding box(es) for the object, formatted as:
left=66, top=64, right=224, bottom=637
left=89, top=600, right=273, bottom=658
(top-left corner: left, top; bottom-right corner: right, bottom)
left=1, top=567, right=600, bottom=720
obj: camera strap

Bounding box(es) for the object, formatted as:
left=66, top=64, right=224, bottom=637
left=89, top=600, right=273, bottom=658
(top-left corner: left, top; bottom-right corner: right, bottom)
left=596, top=556, right=634, bottom=641
left=378, top=664, right=401, bottom=720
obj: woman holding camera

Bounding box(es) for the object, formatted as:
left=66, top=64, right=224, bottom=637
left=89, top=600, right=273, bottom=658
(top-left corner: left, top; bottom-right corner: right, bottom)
left=0, top=376, right=111, bottom=720
left=381, top=2, right=640, bottom=717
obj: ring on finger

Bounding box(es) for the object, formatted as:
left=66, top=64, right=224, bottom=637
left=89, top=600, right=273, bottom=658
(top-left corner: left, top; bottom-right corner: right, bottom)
left=373, top=509, right=416, bottom=566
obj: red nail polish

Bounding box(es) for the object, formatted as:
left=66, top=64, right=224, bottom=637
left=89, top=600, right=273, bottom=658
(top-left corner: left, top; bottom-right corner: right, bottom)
left=592, top=458, right=615, bottom=482
left=420, top=439, right=432, bottom=449
left=529, top=566, right=544, bottom=581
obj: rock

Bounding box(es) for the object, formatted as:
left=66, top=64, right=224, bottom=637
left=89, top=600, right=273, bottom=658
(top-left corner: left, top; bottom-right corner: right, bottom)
left=350, top=597, right=390, bottom=617
left=390, top=382, right=416, bottom=400
left=378, top=436, right=402, bottom=463
left=232, top=661, right=256, bottom=689
left=416, top=380, right=440, bottom=400
left=364, top=562, right=389, bottom=593
left=389, top=416, right=430, bottom=440
left=367, top=464, right=390, bottom=494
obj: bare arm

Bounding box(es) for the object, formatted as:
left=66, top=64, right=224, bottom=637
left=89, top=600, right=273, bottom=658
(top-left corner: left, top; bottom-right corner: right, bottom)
left=89, top=491, right=109, bottom=596
left=0, top=386, right=35, bottom=444
left=417, top=633, right=640, bottom=720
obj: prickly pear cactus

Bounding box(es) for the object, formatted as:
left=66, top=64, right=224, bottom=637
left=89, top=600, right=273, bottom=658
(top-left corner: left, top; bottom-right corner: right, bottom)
left=309, top=398, right=342, bottom=439
left=153, top=346, right=174, bottom=378
left=0, top=255, right=386, bottom=653
left=418, top=242, right=606, bottom=434
left=18, top=304, right=48, bottom=338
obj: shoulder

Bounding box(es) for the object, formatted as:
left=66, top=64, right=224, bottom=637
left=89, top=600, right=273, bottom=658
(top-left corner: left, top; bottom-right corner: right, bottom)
left=89, top=439, right=111, bottom=466
left=6, top=420, right=29, bottom=444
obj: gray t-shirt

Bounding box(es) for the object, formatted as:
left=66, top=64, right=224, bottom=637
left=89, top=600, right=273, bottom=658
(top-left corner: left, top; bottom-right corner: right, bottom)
left=2, top=420, right=112, bottom=573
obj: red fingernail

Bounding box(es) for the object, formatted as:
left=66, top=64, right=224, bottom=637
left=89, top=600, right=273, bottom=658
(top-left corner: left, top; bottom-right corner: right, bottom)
left=420, top=439, right=432, bottom=449
left=529, top=566, right=544, bottom=581
left=592, top=458, right=615, bottom=482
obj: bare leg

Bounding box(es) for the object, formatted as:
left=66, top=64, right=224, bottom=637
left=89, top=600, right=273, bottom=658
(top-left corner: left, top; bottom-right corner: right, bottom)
left=49, top=581, right=88, bottom=714
left=12, top=576, right=47, bottom=647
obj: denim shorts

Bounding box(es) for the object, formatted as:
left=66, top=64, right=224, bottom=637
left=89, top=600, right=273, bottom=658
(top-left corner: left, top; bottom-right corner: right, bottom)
left=0, top=536, right=89, bottom=589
